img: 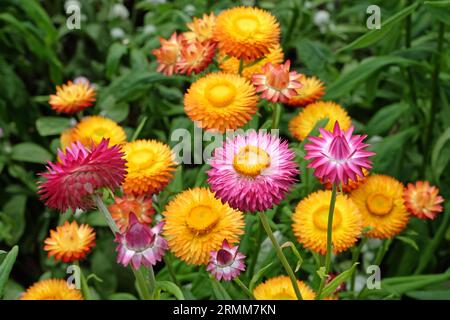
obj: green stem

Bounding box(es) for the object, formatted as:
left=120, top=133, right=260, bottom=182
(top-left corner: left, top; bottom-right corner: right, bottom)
left=422, top=22, right=445, bottom=177
left=92, top=193, right=119, bottom=234
left=234, top=277, right=254, bottom=299
left=257, top=212, right=303, bottom=300
left=405, top=0, right=417, bottom=108
left=283, top=0, right=301, bottom=47
left=148, top=265, right=156, bottom=296
left=75, top=261, right=92, bottom=300
left=350, top=238, right=366, bottom=292
left=164, top=254, right=180, bottom=286
left=374, top=239, right=392, bottom=267
left=238, top=59, right=245, bottom=75
left=316, top=184, right=337, bottom=297
left=247, top=219, right=263, bottom=279
left=131, top=116, right=148, bottom=141
left=271, top=103, right=281, bottom=130
left=415, top=204, right=450, bottom=274
left=132, top=268, right=153, bottom=300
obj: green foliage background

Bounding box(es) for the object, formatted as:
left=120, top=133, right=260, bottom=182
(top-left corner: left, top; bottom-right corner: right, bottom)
left=0, top=0, right=449, bottom=300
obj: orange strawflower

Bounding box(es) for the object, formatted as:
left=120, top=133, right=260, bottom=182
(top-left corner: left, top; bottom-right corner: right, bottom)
left=213, top=6, right=280, bottom=62
left=21, top=279, right=83, bottom=300
left=44, top=220, right=95, bottom=263
left=108, top=194, right=155, bottom=232
left=177, top=39, right=216, bottom=75
left=49, top=80, right=95, bottom=114
left=404, top=181, right=444, bottom=219
left=287, top=76, right=325, bottom=107
left=152, top=32, right=184, bottom=76
left=252, top=60, right=302, bottom=103
left=184, top=13, right=216, bottom=43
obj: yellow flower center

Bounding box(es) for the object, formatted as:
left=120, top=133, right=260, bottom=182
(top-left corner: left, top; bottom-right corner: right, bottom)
left=312, top=206, right=342, bottom=231
left=92, top=127, right=109, bottom=144
left=233, top=14, right=260, bottom=35
left=366, top=193, right=393, bottom=216
left=271, top=290, right=296, bottom=300
left=186, top=205, right=219, bottom=234
left=233, top=146, right=271, bottom=178
left=59, top=229, right=81, bottom=251
left=205, top=82, right=236, bottom=107
left=127, top=149, right=155, bottom=171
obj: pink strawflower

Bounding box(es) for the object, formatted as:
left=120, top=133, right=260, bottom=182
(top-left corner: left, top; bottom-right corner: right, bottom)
left=206, top=239, right=246, bottom=281
left=304, top=121, right=375, bottom=185
left=38, top=139, right=126, bottom=212
left=115, top=213, right=168, bottom=269
left=207, top=131, right=299, bottom=212
left=252, top=60, right=302, bottom=103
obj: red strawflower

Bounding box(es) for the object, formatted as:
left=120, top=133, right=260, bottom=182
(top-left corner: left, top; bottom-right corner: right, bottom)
left=38, top=139, right=126, bottom=212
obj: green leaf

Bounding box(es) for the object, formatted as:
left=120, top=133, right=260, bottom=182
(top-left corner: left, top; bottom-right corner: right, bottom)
left=1, top=195, right=27, bottom=245
left=424, top=1, right=450, bottom=26
left=36, top=117, right=72, bottom=136
left=0, top=246, right=19, bottom=299
left=156, top=281, right=185, bottom=300
left=249, top=262, right=274, bottom=291
left=361, top=268, right=450, bottom=298
left=11, top=143, right=52, bottom=163
left=281, top=241, right=303, bottom=272
left=431, top=127, right=450, bottom=182
left=396, top=236, right=419, bottom=251
left=337, top=2, right=420, bottom=52
left=108, top=293, right=138, bottom=300
left=371, top=127, right=417, bottom=173
left=325, top=56, right=421, bottom=100
left=106, top=43, right=128, bottom=79
left=366, top=102, right=409, bottom=136
left=406, top=289, right=450, bottom=300
left=211, top=278, right=232, bottom=300
left=319, top=263, right=358, bottom=299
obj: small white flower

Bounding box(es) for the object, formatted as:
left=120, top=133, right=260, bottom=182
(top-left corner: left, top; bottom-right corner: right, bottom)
left=146, top=0, right=166, bottom=4
left=143, top=24, right=156, bottom=35
left=110, top=27, right=125, bottom=39
left=110, top=3, right=129, bottom=20
left=313, top=10, right=330, bottom=33
left=184, top=4, right=196, bottom=16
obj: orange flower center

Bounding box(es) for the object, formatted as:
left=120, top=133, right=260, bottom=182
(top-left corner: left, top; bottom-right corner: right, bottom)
left=186, top=205, right=219, bottom=234
left=367, top=193, right=393, bottom=216
left=161, top=43, right=180, bottom=64
left=265, top=65, right=290, bottom=91
left=233, top=14, right=260, bottom=35
left=233, top=146, right=271, bottom=177
left=414, top=190, right=433, bottom=209
left=127, top=149, right=155, bottom=171
left=312, top=206, right=342, bottom=231
left=205, top=82, right=236, bottom=107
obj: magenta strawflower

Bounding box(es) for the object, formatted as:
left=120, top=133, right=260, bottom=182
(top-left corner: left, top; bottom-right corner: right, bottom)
left=38, top=139, right=126, bottom=212
left=207, top=130, right=299, bottom=212
left=206, top=239, right=246, bottom=281
left=304, top=121, right=375, bottom=185
left=115, top=213, right=168, bottom=269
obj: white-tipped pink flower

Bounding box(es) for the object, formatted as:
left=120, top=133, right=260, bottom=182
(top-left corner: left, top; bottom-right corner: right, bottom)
left=252, top=60, right=302, bottom=103
left=207, top=131, right=299, bottom=212
left=206, top=239, right=246, bottom=281
left=115, top=213, right=168, bottom=269
left=304, top=121, right=375, bottom=185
